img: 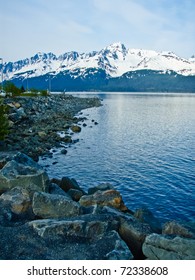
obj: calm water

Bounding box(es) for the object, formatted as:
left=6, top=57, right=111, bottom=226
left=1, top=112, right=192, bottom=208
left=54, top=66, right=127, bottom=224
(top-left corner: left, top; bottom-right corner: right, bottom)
left=39, top=93, right=195, bottom=222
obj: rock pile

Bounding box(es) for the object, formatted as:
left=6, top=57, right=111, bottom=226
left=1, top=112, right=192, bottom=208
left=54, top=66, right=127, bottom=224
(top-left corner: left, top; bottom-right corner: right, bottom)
left=2, top=94, right=101, bottom=161
left=0, top=152, right=194, bottom=260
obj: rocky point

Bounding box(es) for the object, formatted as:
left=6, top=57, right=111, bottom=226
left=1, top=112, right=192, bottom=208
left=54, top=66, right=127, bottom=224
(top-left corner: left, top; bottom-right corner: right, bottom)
left=2, top=94, right=101, bottom=161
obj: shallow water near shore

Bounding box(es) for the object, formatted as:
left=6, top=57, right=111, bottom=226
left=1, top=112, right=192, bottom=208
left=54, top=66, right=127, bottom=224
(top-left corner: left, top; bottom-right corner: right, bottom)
left=39, top=92, right=195, bottom=223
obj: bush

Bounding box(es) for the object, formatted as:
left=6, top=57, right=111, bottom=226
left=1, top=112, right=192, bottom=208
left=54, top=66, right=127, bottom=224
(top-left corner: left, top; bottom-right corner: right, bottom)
left=40, top=90, right=48, bottom=96
left=0, top=98, right=9, bottom=141
left=4, top=81, right=21, bottom=96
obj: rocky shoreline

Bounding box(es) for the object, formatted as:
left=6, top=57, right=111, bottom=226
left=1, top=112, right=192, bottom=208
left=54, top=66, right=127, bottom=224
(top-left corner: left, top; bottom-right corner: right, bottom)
left=0, top=94, right=195, bottom=260
left=0, top=152, right=195, bottom=260
left=2, top=94, right=101, bottom=161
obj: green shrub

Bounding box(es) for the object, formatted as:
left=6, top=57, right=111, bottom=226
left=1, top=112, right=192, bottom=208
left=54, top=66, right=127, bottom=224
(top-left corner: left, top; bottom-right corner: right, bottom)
left=0, top=98, right=9, bottom=141
left=40, top=90, right=48, bottom=96
left=4, top=81, right=21, bottom=96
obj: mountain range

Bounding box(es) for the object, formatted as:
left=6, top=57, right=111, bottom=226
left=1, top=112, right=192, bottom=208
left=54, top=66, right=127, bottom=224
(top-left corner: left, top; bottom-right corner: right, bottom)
left=1, top=42, right=195, bottom=92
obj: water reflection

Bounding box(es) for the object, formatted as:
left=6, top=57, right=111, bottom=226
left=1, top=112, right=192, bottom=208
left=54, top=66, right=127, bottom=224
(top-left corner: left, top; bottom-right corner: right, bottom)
left=40, top=93, right=195, bottom=222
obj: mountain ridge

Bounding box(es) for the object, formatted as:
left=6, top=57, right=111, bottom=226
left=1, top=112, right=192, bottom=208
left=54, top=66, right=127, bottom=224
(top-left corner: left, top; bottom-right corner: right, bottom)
left=1, top=42, right=195, bottom=92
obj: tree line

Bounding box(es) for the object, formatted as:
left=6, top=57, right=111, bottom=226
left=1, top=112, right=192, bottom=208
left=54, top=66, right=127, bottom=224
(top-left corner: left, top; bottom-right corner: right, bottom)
left=1, top=81, right=48, bottom=96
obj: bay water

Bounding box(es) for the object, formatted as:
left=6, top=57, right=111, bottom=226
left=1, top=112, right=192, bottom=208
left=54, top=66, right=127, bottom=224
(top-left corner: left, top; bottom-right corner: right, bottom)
left=39, top=93, right=195, bottom=223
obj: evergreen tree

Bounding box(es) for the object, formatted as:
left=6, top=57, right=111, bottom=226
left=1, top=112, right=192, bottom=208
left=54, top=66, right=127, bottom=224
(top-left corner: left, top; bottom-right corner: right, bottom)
left=0, top=98, right=9, bottom=141
left=20, top=85, right=25, bottom=93
left=4, top=81, right=21, bottom=96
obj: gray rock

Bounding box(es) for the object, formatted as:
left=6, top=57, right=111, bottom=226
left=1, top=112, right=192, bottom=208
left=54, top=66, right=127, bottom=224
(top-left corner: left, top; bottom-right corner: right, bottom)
left=50, top=177, right=61, bottom=186
left=8, top=107, right=26, bottom=123
left=29, top=218, right=86, bottom=238
left=99, top=205, right=134, bottom=219
left=134, top=207, right=162, bottom=233
left=142, top=233, right=195, bottom=260
left=27, top=214, right=131, bottom=260
left=162, top=221, right=194, bottom=238
left=32, top=192, right=81, bottom=218
left=105, top=231, right=134, bottom=260
left=119, top=217, right=152, bottom=259
left=80, top=205, right=102, bottom=215
left=8, top=113, right=21, bottom=123
left=0, top=153, right=49, bottom=194
left=17, top=107, right=26, bottom=118
left=49, top=183, right=71, bottom=199
left=60, top=148, right=67, bottom=155
left=70, top=178, right=82, bottom=190
left=59, top=177, right=84, bottom=193
left=0, top=186, right=31, bottom=215
left=28, top=213, right=119, bottom=239
left=67, top=189, right=84, bottom=201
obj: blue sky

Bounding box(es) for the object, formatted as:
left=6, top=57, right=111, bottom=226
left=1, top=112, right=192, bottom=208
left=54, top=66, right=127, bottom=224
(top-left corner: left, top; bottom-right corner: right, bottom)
left=0, top=0, right=194, bottom=61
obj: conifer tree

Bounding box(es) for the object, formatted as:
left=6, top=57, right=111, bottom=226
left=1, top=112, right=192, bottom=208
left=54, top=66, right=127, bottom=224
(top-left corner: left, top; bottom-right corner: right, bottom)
left=20, top=85, right=25, bottom=93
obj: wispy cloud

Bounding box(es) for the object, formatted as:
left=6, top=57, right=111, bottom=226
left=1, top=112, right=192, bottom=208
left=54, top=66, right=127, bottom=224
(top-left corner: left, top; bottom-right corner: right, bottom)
left=62, top=20, right=93, bottom=35
left=0, top=0, right=194, bottom=61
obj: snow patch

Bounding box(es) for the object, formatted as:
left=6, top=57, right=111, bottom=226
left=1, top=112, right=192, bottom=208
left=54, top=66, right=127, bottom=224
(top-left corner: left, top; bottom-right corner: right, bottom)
left=3, top=43, right=195, bottom=81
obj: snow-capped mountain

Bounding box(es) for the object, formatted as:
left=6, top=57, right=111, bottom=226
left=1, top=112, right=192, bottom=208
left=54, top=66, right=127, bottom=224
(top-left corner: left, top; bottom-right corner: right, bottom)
left=1, top=43, right=195, bottom=92
left=2, top=42, right=195, bottom=81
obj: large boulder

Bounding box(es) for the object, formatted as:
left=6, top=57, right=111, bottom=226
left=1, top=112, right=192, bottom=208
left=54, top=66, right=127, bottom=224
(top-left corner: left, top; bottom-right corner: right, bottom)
left=28, top=214, right=133, bottom=260
left=67, top=189, right=84, bottom=201
left=105, top=231, right=134, bottom=260
left=0, top=223, right=132, bottom=260
left=162, top=221, right=194, bottom=238
left=32, top=192, right=81, bottom=219
left=59, top=177, right=85, bottom=195
left=8, top=107, right=26, bottom=123
left=49, top=183, right=71, bottom=199
left=134, top=207, right=162, bottom=233
left=0, top=153, right=49, bottom=194
left=28, top=213, right=119, bottom=238
left=142, top=233, right=195, bottom=260
left=79, top=189, right=128, bottom=212
left=119, top=217, right=152, bottom=259
left=0, top=186, right=32, bottom=216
